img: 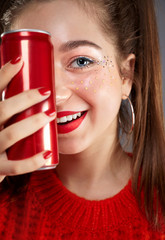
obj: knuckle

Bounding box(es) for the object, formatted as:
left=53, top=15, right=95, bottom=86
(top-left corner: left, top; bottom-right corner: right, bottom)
left=0, top=65, right=10, bottom=79
left=0, top=104, right=7, bottom=120
left=4, top=128, right=15, bottom=143
left=25, top=90, right=34, bottom=101
left=31, top=157, right=40, bottom=169
left=33, top=114, right=44, bottom=126
left=0, top=132, right=8, bottom=152
left=24, top=89, right=40, bottom=107
left=0, top=141, right=6, bottom=153
left=10, top=163, right=21, bottom=175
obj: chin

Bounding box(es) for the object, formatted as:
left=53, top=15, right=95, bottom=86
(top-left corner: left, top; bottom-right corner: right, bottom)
left=59, top=146, right=85, bottom=155
left=58, top=140, right=89, bottom=155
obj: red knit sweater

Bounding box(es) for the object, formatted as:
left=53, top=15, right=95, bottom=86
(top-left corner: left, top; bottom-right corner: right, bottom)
left=0, top=170, right=165, bottom=240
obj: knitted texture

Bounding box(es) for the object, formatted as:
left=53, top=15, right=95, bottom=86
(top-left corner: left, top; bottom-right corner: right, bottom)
left=0, top=170, right=165, bottom=240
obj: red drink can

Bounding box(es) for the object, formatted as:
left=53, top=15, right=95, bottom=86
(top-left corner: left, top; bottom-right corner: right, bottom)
left=0, top=29, right=59, bottom=170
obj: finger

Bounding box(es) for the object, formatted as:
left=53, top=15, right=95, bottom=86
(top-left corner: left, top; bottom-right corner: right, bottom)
left=0, top=88, right=51, bottom=125
left=0, top=58, right=23, bottom=94
left=0, top=176, right=5, bottom=182
left=0, top=111, right=56, bottom=153
left=0, top=151, right=52, bottom=176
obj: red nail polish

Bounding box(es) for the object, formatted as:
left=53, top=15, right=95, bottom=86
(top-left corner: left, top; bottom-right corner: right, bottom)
left=38, top=88, right=51, bottom=96
left=10, top=57, right=21, bottom=64
left=43, top=151, right=52, bottom=160
left=45, top=110, right=56, bottom=117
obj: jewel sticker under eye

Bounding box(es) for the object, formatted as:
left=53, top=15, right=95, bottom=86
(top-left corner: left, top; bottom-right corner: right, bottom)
left=96, top=55, right=115, bottom=70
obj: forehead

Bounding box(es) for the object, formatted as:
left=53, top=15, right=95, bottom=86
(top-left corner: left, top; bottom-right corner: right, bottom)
left=12, top=0, right=112, bottom=48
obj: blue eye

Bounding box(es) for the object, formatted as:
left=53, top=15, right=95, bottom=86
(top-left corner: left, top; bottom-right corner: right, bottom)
left=70, top=57, right=94, bottom=69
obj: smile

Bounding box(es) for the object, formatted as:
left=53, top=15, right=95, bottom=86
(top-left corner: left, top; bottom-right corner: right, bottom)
left=57, top=112, right=82, bottom=124
left=57, top=111, right=87, bottom=134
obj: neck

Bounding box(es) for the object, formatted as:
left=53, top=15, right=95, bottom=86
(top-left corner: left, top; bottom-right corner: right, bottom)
left=55, top=134, right=132, bottom=200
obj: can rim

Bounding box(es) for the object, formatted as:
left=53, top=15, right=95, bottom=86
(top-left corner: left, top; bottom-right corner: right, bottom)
left=1, top=29, right=51, bottom=37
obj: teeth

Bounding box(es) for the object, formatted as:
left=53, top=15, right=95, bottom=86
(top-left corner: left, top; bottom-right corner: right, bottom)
left=57, top=112, right=82, bottom=124
left=73, top=114, right=77, bottom=119
left=60, top=116, right=67, bottom=123
left=66, top=115, right=72, bottom=121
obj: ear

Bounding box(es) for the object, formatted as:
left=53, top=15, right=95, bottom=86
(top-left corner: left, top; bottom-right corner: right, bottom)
left=121, top=53, right=135, bottom=100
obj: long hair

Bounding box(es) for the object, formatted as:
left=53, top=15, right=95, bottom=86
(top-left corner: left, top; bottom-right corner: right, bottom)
left=0, top=0, right=165, bottom=229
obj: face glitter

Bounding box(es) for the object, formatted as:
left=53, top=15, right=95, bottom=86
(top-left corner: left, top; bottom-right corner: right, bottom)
left=69, top=56, right=116, bottom=96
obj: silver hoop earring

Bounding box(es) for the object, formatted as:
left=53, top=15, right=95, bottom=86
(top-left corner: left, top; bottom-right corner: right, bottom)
left=119, top=95, right=135, bottom=134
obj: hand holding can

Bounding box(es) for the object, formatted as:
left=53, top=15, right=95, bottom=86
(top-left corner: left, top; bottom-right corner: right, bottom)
left=0, top=29, right=59, bottom=170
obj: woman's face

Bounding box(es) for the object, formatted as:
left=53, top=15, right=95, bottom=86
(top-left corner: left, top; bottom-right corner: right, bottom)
left=12, top=0, right=133, bottom=154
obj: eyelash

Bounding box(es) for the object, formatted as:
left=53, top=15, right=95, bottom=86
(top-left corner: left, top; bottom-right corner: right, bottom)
left=68, top=56, right=95, bottom=70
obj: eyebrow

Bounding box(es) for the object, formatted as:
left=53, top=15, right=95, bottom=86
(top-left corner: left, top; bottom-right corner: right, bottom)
left=59, top=40, right=102, bottom=52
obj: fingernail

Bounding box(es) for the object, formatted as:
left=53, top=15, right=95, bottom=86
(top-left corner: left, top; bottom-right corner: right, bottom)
left=10, top=57, right=22, bottom=64
left=43, top=151, right=52, bottom=160
left=38, top=88, right=51, bottom=96
left=45, top=109, right=56, bottom=117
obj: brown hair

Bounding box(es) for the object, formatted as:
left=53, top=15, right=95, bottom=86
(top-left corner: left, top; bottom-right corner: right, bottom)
left=0, top=0, right=165, bottom=229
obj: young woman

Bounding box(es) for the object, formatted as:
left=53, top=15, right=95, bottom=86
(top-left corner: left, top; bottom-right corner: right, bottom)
left=0, top=0, right=165, bottom=239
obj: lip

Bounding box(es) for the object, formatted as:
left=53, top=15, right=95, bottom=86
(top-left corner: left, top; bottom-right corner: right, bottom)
left=57, top=111, right=87, bottom=134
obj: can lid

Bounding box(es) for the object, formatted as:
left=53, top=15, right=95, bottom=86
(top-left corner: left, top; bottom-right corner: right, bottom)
left=1, top=29, right=51, bottom=37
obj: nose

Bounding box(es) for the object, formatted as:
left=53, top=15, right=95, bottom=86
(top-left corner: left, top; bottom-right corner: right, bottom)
left=55, top=65, right=72, bottom=105
left=56, top=86, right=72, bottom=105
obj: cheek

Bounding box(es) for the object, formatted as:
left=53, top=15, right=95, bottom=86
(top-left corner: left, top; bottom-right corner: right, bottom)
left=67, top=62, right=122, bottom=101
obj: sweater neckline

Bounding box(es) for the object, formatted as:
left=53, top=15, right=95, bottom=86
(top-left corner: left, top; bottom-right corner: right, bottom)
left=30, top=169, right=138, bottom=231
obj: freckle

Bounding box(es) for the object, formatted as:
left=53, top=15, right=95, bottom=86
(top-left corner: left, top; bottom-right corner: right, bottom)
left=103, top=66, right=105, bottom=68
left=81, top=80, right=83, bottom=84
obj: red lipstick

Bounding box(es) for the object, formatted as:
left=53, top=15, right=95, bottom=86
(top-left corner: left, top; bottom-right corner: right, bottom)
left=57, top=111, right=87, bottom=134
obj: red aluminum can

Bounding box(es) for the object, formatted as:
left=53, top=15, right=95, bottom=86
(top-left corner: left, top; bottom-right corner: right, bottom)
left=0, top=29, right=59, bottom=170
